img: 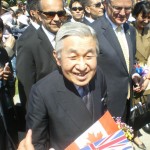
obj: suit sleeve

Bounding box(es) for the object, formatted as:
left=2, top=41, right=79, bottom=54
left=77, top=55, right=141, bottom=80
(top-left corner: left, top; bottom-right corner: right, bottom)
left=16, top=38, right=36, bottom=101
left=130, top=25, right=137, bottom=75
left=26, top=84, right=49, bottom=150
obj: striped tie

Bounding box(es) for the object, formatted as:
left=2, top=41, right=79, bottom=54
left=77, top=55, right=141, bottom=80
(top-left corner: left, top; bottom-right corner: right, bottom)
left=116, top=26, right=130, bottom=99
left=78, top=86, right=93, bottom=114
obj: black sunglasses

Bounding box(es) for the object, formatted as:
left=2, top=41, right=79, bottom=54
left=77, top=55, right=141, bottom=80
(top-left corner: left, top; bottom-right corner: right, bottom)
left=91, top=2, right=102, bottom=8
left=71, top=7, right=83, bottom=11
left=38, top=10, right=66, bottom=19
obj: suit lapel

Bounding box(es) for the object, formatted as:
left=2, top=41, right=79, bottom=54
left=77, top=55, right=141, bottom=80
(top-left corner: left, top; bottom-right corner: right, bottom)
left=101, top=17, right=128, bottom=73
left=55, top=74, right=93, bottom=130
left=37, top=27, right=56, bottom=64
left=89, top=76, right=103, bottom=122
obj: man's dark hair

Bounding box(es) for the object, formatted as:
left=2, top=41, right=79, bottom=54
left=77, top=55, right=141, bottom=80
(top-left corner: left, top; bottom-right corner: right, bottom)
left=80, top=0, right=92, bottom=15
left=26, top=0, right=40, bottom=17
left=0, top=18, right=4, bottom=31
left=81, top=0, right=92, bottom=8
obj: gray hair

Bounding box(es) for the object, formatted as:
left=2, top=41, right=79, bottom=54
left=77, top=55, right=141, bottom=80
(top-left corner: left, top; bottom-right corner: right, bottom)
left=55, top=22, right=100, bottom=59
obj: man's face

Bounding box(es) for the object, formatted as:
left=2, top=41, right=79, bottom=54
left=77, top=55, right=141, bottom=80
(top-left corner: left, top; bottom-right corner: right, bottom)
left=86, top=0, right=104, bottom=19
left=71, top=2, right=84, bottom=21
left=106, top=0, right=132, bottom=26
left=39, top=0, right=66, bottom=33
left=55, top=36, right=97, bottom=86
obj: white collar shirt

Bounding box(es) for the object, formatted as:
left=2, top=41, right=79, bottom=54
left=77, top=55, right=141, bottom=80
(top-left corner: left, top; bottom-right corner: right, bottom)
left=41, top=25, right=55, bottom=49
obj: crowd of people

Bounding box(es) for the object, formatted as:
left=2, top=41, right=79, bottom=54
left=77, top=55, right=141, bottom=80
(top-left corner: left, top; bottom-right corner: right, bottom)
left=0, top=0, right=150, bottom=150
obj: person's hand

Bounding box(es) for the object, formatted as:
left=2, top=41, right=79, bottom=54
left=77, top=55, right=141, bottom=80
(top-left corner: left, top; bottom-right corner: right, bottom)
left=17, top=129, right=55, bottom=150
left=17, top=129, right=34, bottom=150
left=132, top=73, right=142, bottom=93
left=0, top=67, right=3, bottom=79
left=133, top=73, right=150, bottom=93
left=3, top=63, right=12, bottom=81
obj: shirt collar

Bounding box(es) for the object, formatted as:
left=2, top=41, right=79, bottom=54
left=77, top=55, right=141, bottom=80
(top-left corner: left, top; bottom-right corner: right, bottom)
left=41, top=25, right=55, bottom=46
left=31, top=21, right=40, bottom=30
left=105, top=12, right=123, bottom=31
left=84, top=16, right=95, bottom=23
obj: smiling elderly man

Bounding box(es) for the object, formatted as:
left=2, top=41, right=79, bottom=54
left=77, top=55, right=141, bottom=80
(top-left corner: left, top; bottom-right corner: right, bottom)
left=26, top=22, right=107, bottom=150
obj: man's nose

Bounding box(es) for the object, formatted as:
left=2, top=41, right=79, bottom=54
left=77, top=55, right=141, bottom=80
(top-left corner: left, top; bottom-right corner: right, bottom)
left=119, top=8, right=126, bottom=15
left=76, top=58, right=86, bottom=71
left=53, top=14, right=60, bottom=21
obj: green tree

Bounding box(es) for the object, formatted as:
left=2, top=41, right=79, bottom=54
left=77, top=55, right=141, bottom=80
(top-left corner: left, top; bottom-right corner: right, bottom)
left=5, top=0, right=17, bottom=6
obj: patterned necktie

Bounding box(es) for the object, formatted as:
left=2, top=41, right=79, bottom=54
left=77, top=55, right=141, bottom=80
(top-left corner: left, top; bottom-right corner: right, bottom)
left=116, top=26, right=130, bottom=72
left=116, top=26, right=130, bottom=99
left=79, top=86, right=93, bottom=114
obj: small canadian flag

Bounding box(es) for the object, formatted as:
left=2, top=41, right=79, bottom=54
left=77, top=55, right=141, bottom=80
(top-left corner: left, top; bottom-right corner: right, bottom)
left=65, top=111, right=120, bottom=150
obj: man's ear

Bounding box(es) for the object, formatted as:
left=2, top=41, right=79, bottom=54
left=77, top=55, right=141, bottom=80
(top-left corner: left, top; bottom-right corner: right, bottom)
left=85, top=6, right=91, bottom=14
left=53, top=50, right=61, bottom=66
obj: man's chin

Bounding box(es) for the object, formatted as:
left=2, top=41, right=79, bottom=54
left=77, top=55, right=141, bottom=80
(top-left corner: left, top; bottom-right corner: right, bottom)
left=73, top=79, right=91, bottom=87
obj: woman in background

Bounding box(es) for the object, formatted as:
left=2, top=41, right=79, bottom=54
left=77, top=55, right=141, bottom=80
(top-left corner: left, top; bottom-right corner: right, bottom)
left=69, top=0, right=84, bottom=22
left=132, top=1, right=150, bottom=149
left=132, top=1, right=150, bottom=67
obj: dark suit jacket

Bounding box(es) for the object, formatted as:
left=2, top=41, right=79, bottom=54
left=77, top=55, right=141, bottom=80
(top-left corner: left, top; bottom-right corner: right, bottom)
left=82, top=17, right=93, bottom=25
left=16, top=25, right=57, bottom=102
left=91, top=16, right=136, bottom=118
left=26, top=67, right=107, bottom=150
left=16, top=24, right=37, bottom=106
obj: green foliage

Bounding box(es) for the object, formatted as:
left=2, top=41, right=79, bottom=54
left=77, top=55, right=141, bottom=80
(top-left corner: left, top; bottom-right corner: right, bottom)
left=5, top=0, right=26, bottom=6
left=5, top=0, right=17, bottom=6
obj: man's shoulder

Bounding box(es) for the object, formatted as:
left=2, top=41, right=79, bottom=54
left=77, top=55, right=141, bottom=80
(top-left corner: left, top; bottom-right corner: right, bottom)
left=35, top=70, right=61, bottom=88
left=90, top=16, right=108, bottom=32
left=82, top=17, right=91, bottom=26
left=18, top=24, right=37, bottom=40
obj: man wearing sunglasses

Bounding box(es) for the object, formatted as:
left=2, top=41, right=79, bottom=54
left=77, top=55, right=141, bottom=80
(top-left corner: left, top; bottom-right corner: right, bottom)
left=81, top=0, right=104, bottom=24
left=16, top=0, right=67, bottom=105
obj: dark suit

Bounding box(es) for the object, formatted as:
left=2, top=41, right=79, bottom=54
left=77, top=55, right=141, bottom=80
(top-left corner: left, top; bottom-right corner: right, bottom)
left=16, top=24, right=37, bottom=106
left=82, top=17, right=93, bottom=25
left=26, top=67, right=107, bottom=150
left=66, top=17, right=91, bottom=26
left=91, top=16, right=136, bottom=119
left=16, top=25, right=58, bottom=102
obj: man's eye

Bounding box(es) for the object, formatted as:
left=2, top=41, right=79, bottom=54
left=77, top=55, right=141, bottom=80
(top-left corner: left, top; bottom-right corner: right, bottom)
left=114, top=6, right=122, bottom=10
left=68, top=56, right=77, bottom=60
left=85, top=55, right=93, bottom=59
